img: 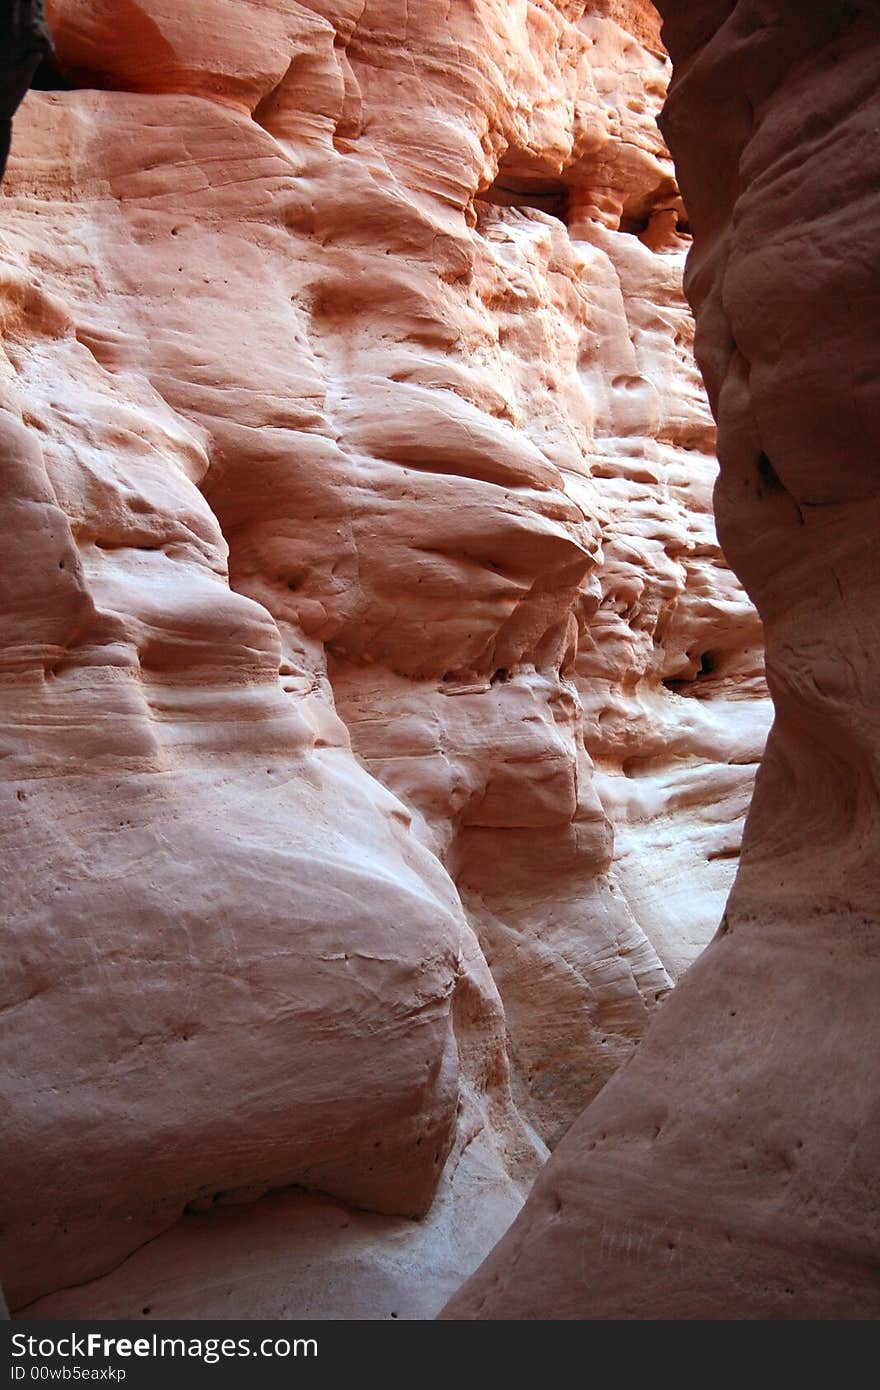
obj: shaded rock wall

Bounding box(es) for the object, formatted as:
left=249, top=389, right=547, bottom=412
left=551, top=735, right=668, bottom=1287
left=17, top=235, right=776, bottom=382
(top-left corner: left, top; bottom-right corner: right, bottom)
left=444, top=0, right=880, bottom=1320
left=0, top=2, right=52, bottom=179
left=2, top=1, right=768, bottom=1316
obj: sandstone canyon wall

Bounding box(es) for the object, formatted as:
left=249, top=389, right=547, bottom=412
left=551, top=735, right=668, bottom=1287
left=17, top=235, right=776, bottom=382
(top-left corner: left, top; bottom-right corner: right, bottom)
left=446, top=0, right=880, bottom=1319
left=1, top=1, right=771, bottom=1318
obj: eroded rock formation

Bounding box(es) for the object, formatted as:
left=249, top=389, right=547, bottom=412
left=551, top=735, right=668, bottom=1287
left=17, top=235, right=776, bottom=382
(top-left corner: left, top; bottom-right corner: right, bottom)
left=2, top=1, right=771, bottom=1318
left=445, top=0, right=880, bottom=1320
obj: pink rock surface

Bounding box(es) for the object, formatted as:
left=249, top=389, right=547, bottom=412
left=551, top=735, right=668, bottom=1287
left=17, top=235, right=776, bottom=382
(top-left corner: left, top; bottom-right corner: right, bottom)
left=443, top=0, right=880, bottom=1319
left=2, top=0, right=771, bottom=1317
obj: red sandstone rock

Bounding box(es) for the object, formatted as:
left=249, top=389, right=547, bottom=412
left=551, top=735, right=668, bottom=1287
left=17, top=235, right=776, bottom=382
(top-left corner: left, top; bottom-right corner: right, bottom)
left=443, top=0, right=880, bottom=1320
left=2, top=0, right=770, bottom=1317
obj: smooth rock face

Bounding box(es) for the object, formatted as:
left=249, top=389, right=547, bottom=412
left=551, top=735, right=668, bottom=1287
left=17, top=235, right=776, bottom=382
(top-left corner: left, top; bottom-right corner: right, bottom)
left=443, top=0, right=880, bottom=1320
left=2, top=1, right=769, bottom=1317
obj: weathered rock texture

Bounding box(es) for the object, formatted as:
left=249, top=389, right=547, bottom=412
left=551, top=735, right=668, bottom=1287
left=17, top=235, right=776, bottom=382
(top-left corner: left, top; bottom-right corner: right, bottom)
left=444, top=0, right=880, bottom=1319
left=2, top=1, right=769, bottom=1317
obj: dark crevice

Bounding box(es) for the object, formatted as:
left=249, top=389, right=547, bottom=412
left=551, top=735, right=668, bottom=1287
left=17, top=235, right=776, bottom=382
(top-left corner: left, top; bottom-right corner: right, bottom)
left=28, top=55, right=72, bottom=91
left=477, top=176, right=570, bottom=225
left=756, top=450, right=782, bottom=489
left=0, top=0, right=54, bottom=181
left=756, top=449, right=805, bottom=523
left=620, top=209, right=691, bottom=235
left=663, top=648, right=720, bottom=695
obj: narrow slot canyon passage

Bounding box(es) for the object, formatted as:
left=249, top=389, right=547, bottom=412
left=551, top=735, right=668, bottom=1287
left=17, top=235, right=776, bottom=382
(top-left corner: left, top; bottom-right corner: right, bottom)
left=0, top=0, right=877, bottom=1325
